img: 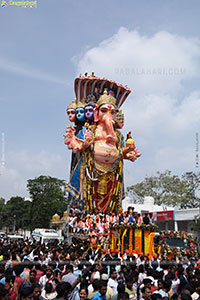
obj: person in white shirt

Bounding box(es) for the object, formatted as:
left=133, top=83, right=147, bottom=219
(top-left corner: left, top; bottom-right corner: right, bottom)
left=39, top=268, right=53, bottom=290
left=108, top=270, right=118, bottom=295
left=153, top=280, right=171, bottom=298
left=138, top=265, right=147, bottom=284
left=171, top=273, right=180, bottom=295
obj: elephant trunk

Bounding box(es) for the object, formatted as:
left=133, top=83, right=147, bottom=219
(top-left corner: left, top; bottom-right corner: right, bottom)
left=104, top=112, right=116, bottom=145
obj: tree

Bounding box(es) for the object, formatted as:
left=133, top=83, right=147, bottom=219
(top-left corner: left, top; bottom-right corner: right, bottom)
left=3, top=197, right=31, bottom=231
left=0, top=196, right=32, bottom=231
left=127, top=170, right=200, bottom=208
left=181, top=172, right=200, bottom=208
left=0, top=197, right=5, bottom=208
left=27, top=176, right=67, bottom=230
left=0, top=197, right=5, bottom=229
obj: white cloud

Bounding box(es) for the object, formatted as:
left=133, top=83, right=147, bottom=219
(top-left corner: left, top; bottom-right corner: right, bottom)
left=173, top=91, right=200, bottom=132
left=123, top=91, right=200, bottom=145
left=75, top=28, right=200, bottom=185
left=122, top=91, right=200, bottom=186
left=76, top=27, right=200, bottom=95
left=0, top=150, right=69, bottom=201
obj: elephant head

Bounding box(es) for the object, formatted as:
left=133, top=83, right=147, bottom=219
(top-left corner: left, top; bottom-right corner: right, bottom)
left=94, top=91, right=117, bottom=144
left=94, top=103, right=117, bottom=144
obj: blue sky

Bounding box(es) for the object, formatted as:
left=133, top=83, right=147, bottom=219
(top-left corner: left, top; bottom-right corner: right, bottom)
left=0, top=0, right=200, bottom=200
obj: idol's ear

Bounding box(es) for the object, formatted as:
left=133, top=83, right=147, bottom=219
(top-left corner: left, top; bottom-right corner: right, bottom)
left=94, top=107, right=99, bottom=122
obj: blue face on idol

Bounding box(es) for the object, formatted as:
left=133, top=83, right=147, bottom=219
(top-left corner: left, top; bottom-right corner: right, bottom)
left=76, top=107, right=86, bottom=122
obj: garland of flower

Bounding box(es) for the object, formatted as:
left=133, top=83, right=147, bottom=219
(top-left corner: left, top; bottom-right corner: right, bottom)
left=159, top=230, right=198, bottom=259
left=110, top=223, right=158, bottom=231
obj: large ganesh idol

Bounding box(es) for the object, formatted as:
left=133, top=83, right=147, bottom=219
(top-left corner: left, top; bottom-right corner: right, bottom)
left=64, top=75, right=140, bottom=214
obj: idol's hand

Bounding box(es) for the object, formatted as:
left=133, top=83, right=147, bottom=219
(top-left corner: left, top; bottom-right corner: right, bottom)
left=64, top=126, right=76, bottom=139
left=122, top=142, right=135, bottom=156
left=64, top=126, right=76, bottom=147
left=123, top=148, right=141, bottom=162
left=84, top=130, right=94, bottom=148
left=125, top=150, right=137, bottom=162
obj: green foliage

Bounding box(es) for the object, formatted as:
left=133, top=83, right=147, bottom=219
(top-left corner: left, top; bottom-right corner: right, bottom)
left=27, top=175, right=67, bottom=230
left=0, top=196, right=31, bottom=230
left=127, top=170, right=200, bottom=208
left=0, top=197, right=5, bottom=229
left=7, top=197, right=31, bottom=230
left=0, top=176, right=67, bottom=231
left=0, top=197, right=5, bottom=207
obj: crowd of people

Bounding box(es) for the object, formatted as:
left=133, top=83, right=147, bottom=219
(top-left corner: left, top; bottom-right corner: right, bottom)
left=67, top=207, right=152, bottom=235
left=0, top=236, right=200, bottom=300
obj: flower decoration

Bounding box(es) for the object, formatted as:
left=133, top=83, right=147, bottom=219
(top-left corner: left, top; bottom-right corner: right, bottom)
left=110, top=223, right=158, bottom=231
left=159, top=230, right=198, bottom=259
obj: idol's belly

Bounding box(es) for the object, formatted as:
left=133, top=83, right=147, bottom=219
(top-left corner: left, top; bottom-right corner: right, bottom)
left=94, top=141, right=119, bottom=166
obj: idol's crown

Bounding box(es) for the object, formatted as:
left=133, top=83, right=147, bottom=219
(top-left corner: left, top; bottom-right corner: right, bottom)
left=77, top=98, right=86, bottom=108
left=67, top=98, right=77, bottom=110
left=96, top=90, right=116, bottom=109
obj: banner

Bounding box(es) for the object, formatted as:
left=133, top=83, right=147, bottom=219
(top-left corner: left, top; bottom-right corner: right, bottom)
left=156, top=210, right=174, bottom=221
left=142, top=210, right=174, bottom=221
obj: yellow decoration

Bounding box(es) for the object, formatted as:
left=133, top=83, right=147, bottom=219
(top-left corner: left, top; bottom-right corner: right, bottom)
left=111, top=233, right=114, bottom=250
left=129, top=229, right=133, bottom=253
left=61, top=210, right=67, bottom=221
left=67, top=98, right=77, bottom=110
left=118, top=229, right=121, bottom=252
left=144, top=230, right=151, bottom=254
left=77, top=98, right=86, bottom=108
left=126, top=138, right=135, bottom=146
left=121, top=228, right=128, bottom=254
left=96, top=90, right=116, bottom=109
left=97, top=175, right=107, bottom=195
left=135, top=229, right=142, bottom=253
left=149, top=232, right=155, bottom=259
left=52, top=213, right=60, bottom=222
